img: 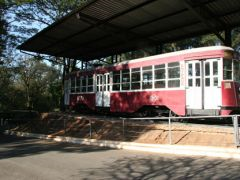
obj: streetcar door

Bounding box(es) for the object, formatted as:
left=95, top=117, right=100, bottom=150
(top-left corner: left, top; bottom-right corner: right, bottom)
left=203, top=59, right=221, bottom=109
left=103, top=73, right=110, bottom=107
left=96, top=73, right=110, bottom=107
left=186, top=61, right=202, bottom=109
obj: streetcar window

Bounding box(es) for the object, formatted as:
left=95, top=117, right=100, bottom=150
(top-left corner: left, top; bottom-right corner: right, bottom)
left=113, top=71, right=120, bottom=91
left=96, top=76, right=102, bottom=92
left=97, top=76, right=99, bottom=85
left=188, top=79, right=193, bottom=87
left=81, top=86, right=86, bottom=92
left=168, top=62, right=180, bottom=78
left=212, top=61, right=219, bottom=87
left=205, top=62, right=210, bottom=76
left=100, top=75, right=102, bottom=84
left=155, top=64, right=166, bottom=89
left=196, top=78, right=201, bottom=87
left=71, top=77, right=75, bottom=93
left=112, top=84, right=120, bottom=91
left=168, top=62, right=179, bottom=67
left=122, top=69, right=130, bottom=90
left=214, top=77, right=218, bottom=86
left=131, top=83, right=140, bottom=90
left=167, top=62, right=180, bottom=88
left=82, top=77, right=87, bottom=86
left=88, top=76, right=93, bottom=85
left=131, top=68, right=140, bottom=90
left=80, top=76, right=87, bottom=92
left=76, top=77, right=81, bottom=92
left=155, top=80, right=165, bottom=88
left=132, top=71, right=140, bottom=81
left=187, top=63, right=193, bottom=87
left=96, top=76, right=100, bottom=92
left=188, top=64, right=193, bottom=77
left=213, top=61, right=218, bottom=75
left=195, top=63, right=200, bottom=76
left=107, top=74, right=110, bottom=91
left=88, top=86, right=93, bottom=92
left=223, top=59, right=232, bottom=80
left=87, top=75, right=93, bottom=92
left=205, top=78, right=210, bottom=87
left=155, top=64, right=165, bottom=69
left=234, top=60, right=240, bottom=82
left=103, top=75, right=106, bottom=91
left=122, top=83, right=130, bottom=90
left=132, top=67, right=140, bottom=72
left=122, top=72, right=130, bottom=82
left=155, top=67, right=165, bottom=79
left=143, top=66, right=152, bottom=70
left=113, top=71, right=120, bottom=83
left=168, top=80, right=180, bottom=88
left=142, top=66, right=152, bottom=89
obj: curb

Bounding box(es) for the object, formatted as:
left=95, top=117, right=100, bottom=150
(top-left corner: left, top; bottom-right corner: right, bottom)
left=4, top=130, right=240, bottom=159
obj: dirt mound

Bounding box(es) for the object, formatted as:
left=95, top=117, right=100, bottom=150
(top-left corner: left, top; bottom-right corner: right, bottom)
left=13, top=112, right=235, bottom=148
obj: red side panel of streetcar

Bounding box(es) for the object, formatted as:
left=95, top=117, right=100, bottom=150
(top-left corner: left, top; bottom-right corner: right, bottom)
left=221, top=81, right=240, bottom=115
left=222, top=81, right=240, bottom=107
left=110, top=90, right=186, bottom=116
left=70, top=94, right=96, bottom=110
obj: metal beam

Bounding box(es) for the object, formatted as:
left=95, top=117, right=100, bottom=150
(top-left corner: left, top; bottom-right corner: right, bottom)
left=183, top=0, right=226, bottom=43
left=96, top=58, right=112, bottom=64
left=19, top=50, right=65, bottom=65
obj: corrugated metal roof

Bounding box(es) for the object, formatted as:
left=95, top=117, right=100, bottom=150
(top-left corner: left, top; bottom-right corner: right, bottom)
left=18, top=0, right=240, bottom=61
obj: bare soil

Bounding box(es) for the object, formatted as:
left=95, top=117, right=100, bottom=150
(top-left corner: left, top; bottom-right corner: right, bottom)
left=12, top=112, right=235, bottom=148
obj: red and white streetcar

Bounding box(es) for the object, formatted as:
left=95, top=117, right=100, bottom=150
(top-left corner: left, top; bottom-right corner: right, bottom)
left=64, top=46, right=240, bottom=116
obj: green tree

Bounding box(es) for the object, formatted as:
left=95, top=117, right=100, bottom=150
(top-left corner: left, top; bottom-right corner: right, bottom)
left=15, top=57, right=61, bottom=111
left=6, top=0, right=88, bottom=48
left=0, top=66, right=13, bottom=110
left=0, top=0, right=8, bottom=59
left=3, top=0, right=88, bottom=111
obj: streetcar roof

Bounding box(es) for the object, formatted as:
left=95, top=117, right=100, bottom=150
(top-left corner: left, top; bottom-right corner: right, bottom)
left=109, top=46, right=233, bottom=67
left=72, top=46, right=234, bottom=74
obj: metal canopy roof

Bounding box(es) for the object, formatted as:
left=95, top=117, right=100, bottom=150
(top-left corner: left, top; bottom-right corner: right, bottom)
left=18, top=0, right=240, bottom=61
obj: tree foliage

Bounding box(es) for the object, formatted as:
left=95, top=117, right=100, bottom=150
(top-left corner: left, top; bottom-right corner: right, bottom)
left=0, top=0, right=88, bottom=112
left=0, top=0, right=8, bottom=59
left=0, top=57, right=62, bottom=112
left=6, top=0, right=88, bottom=48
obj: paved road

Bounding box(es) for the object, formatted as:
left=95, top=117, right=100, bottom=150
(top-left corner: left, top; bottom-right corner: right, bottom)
left=1, top=134, right=240, bottom=180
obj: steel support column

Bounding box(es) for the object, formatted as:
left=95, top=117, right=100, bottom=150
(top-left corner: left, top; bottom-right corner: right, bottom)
left=156, top=44, right=163, bottom=54
left=225, top=29, right=232, bottom=47
left=81, top=61, right=84, bottom=70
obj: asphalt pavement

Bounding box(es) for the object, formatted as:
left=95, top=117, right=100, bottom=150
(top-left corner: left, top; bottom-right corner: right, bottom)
left=1, top=133, right=240, bottom=180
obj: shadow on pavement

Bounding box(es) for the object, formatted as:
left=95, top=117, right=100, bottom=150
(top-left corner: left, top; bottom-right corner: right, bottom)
left=80, top=155, right=240, bottom=179
left=0, top=133, right=110, bottom=160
